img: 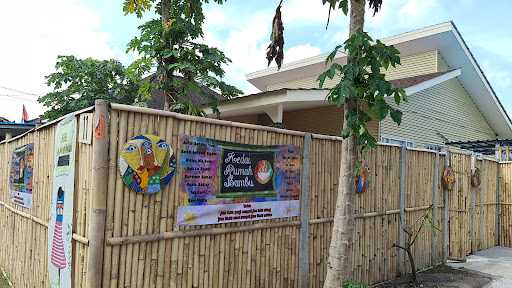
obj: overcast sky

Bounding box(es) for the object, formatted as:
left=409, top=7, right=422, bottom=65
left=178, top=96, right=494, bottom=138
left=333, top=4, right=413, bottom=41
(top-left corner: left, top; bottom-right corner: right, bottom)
left=0, top=0, right=511, bottom=122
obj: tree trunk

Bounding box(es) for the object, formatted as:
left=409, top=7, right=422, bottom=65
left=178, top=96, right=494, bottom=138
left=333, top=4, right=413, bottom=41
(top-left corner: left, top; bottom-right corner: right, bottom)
left=406, top=246, right=418, bottom=284
left=161, top=0, right=171, bottom=111
left=323, top=1, right=365, bottom=287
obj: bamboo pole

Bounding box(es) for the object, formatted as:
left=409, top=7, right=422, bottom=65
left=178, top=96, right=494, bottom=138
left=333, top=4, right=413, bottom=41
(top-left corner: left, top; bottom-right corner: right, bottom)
left=496, top=162, right=501, bottom=246
left=443, top=151, right=450, bottom=263
left=298, top=133, right=312, bottom=288
left=398, top=144, right=407, bottom=275
left=431, top=151, right=439, bottom=265
left=86, top=100, right=110, bottom=287
left=470, top=154, right=476, bottom=252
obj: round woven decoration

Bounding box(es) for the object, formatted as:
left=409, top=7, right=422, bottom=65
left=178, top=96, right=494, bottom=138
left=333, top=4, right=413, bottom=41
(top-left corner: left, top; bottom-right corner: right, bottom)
left=471, top=167, right=481, bottom=188
left=442, top=166, right=456, bottom=191
left=119, top=134, right=176, bottom=194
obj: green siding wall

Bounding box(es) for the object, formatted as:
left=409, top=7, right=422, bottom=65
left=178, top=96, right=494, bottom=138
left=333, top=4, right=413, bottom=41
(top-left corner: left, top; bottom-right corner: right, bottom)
left=379, top=78, right=496, bottom=148
left=266, top=50, right=439, bottom=91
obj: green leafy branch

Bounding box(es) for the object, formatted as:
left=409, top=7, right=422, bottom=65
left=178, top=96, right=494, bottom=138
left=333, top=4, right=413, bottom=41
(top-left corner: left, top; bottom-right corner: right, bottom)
left=317, top=31, right=406, bottom=149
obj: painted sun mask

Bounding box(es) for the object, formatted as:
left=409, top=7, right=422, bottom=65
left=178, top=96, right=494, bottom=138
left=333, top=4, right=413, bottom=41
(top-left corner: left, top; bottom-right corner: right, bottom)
left=119, top=134, right=176, bottom=194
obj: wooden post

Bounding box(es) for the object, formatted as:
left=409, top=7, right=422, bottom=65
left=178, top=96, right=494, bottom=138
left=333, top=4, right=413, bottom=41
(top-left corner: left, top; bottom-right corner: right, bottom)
left=431, top=151, right=439, bottom=265
left=298, top=133, right=311, bottom=288
left=496, top=163, right=501, bottom=246
left=443, top=150, right=450, bottom=263
left=398, top=144, right=407, bottom=274
left=86, top=100, right=110, bottom=287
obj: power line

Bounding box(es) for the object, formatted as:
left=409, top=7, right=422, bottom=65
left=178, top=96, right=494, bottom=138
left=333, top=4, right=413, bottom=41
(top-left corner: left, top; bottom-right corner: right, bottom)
left=0, top=85, right=44, bottom=97
left=0, top=94, right=39, bottom=103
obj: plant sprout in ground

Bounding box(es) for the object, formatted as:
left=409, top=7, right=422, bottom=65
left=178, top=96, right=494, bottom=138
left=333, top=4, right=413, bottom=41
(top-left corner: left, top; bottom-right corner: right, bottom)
left=393, top=205, right=441, bottom=285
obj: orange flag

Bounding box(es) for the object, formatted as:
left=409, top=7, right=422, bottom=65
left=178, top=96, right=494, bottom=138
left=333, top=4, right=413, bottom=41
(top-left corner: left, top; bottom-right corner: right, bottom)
left=22, top=104, right=29, bottom=123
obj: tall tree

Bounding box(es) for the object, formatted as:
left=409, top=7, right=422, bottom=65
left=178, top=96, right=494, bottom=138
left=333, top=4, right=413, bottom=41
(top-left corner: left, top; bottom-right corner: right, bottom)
left=123, top=0, right=242, bottom=113
left=39, top=56, right=142, bottom=120
left=268, top=1, right=405, bottom=286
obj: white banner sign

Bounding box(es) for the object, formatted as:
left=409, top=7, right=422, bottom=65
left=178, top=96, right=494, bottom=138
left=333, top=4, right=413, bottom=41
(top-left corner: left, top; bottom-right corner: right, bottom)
left=177, top=200, right=300, bottom=226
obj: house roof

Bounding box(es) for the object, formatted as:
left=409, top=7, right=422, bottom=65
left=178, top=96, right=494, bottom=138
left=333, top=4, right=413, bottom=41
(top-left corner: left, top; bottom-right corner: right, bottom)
left=206, top=70, right=461, bottom=120
left=390, top=71, right=448, bottom=89
left=146, top=75, right=224, bottom=110
left=245, top=21, right=512, bottom=138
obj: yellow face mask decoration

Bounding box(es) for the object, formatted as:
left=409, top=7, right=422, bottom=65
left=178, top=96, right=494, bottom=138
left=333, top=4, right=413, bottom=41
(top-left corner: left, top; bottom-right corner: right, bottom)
left=119, top=134, right=176, bottom=194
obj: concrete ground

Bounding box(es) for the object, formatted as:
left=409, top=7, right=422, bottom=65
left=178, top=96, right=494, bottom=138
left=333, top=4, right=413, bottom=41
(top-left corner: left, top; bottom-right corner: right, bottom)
left=448, top=246, right=512, bottom=287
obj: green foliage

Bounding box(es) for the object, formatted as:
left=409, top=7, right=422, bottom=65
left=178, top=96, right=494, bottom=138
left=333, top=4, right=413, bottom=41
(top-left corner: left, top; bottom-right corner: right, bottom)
left=322, top=0, right=382, bottom=28
left=317, top=31, right=406, bottom=149
left=39, top=56, right=141, bottom=120
left=125, top=0, right=242, bottom=112
left=343, top=280, right=368, bottom=288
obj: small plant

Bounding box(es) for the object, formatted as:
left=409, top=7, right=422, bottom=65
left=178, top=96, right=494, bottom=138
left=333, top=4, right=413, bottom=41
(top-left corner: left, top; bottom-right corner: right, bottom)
left=343, top=280, right=368, bottom=288
left=392, top=205, right=440, bottom=285
left=0, top=268, right=13, bottom=288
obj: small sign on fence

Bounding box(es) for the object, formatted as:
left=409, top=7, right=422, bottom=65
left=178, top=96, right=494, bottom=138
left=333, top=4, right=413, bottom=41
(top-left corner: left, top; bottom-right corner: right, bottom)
left=8, top=143, right=34, bottom=208
left=176, top=135, right=301, bottom=226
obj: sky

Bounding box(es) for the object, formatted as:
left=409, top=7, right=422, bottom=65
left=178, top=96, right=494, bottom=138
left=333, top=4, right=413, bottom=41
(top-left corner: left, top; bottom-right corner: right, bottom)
left=0, top=0, right=511, bottom=122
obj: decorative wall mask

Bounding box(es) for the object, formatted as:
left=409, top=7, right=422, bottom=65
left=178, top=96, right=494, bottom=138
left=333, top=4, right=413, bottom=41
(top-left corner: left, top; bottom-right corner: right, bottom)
left=442, top=166, right=456, bottom=191
left=119, top=134, right=176, bottom=194
left=471, top=167, right=481, bottom=188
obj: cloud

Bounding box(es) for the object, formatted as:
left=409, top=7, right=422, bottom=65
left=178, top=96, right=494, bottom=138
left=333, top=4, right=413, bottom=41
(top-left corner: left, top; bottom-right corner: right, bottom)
left=284, top=44, right=322, bottom=63
left=282, top=0, right=332, bottom=23
left=399, top=0, right=439, bottom=18
left=0, top=0, right=119, bottom=121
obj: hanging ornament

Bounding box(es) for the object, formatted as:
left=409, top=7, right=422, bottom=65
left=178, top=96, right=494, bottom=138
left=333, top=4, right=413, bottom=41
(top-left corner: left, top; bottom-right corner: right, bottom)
left=442, top=166, right=456, bottom=191
left=355, top=161, right=369, bottom=193
left=471, top=167, right=481, bottom=188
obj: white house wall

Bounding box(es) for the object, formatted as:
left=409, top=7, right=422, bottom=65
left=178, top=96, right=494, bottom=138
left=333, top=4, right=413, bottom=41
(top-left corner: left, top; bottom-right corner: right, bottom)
left=380, top=78, right=496, bottom=148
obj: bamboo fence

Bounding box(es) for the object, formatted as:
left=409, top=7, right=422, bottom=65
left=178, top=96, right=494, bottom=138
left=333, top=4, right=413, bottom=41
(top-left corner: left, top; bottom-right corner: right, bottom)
left=0, top=109, right=93, bottom=288
left=0, top=101, right=510, bottom=287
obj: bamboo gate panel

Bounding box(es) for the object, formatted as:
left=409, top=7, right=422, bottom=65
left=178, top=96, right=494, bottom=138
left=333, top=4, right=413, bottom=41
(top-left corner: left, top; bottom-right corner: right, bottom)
left=0, top=112, right=92, bottom=288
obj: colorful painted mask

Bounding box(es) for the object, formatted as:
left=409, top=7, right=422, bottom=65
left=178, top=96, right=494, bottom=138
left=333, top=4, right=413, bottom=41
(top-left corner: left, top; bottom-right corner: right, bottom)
left=119, top=134, right=176, bottom=194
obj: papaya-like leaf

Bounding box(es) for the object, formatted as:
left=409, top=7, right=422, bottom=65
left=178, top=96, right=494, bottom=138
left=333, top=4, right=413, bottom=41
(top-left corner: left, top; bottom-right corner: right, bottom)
left=266, top=0, right=284, bottom=69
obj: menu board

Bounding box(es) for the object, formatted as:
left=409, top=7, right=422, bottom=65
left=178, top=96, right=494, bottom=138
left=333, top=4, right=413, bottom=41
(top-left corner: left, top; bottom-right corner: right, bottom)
left=177, top=135, right=301, bottom=226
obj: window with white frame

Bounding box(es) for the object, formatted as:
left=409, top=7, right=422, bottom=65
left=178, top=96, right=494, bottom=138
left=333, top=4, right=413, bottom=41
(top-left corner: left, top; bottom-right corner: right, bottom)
left=424, top=143, right=443, bottom=151
left=380, top=136, right=415, bottom=147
